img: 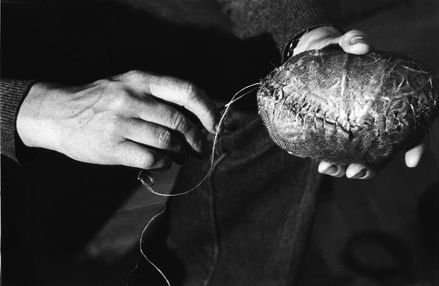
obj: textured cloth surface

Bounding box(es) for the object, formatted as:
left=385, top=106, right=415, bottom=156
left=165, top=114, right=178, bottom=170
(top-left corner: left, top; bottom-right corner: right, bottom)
left=257, top=45, right=438, bottom=164
left=0, top=79, right=35, bottom=162
left=129, top=111, right=322, bottom=286
left=219, top=0, right=332, bottom=51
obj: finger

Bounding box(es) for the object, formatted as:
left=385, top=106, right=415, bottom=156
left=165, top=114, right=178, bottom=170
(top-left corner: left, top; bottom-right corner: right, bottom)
left=136, top=100, right=205, bottom=153
left=337, top=29, right=372, bottom=55
left=122, top=119, right=186, bottom=154
left=122, top=71, right=220, bottom=134
left=318, top=161, right=346, bottom=177
left=150, top=76, right=219, bottom=133
left=346, top=163, right=375, bottom=179
left=405, top=144, right=425, bottom=168
left=115, top=141, right=171, bottom=170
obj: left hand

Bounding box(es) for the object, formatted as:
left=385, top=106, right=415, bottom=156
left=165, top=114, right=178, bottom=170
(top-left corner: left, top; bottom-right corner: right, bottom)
left=293, top=26, right=425, bottom=179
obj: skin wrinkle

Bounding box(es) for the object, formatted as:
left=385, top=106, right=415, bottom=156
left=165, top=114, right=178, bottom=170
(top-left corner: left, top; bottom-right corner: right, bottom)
left=257, top=46, right=438, bottom=164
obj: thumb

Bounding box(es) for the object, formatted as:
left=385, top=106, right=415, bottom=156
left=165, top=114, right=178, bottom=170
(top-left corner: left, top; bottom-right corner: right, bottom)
left=337, top=29, right=372, bottom=55
left=405, top=143, right=425, bottom=168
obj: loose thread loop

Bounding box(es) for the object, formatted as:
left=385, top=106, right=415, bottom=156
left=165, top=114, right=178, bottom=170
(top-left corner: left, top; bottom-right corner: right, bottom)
left=129, top=82, right=260, bottom=286
left=137, top=82, right=260, bottom=197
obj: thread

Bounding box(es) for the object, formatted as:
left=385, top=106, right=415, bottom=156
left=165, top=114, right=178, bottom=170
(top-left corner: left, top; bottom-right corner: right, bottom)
left=137, top=82, right=260, bottom=197
left=128, top=82, right=260, bottom=286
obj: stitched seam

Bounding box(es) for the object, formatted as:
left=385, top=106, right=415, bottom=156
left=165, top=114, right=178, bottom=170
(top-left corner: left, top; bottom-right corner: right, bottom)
left=258, top=88, right=436, bottom=135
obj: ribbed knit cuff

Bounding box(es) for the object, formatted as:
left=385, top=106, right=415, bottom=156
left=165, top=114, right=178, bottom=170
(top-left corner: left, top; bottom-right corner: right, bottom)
left=223, top=0, right=336, bottom=58
left=279, top=1, right=336, bottom=56
left=1, top=79, right=36, bottom=163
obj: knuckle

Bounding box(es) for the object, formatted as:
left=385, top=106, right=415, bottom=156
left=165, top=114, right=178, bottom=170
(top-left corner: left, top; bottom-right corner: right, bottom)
left=157, top=129, right=172, bottom=148
left=141, top=152, right=157, bottom=169
left=116, top=70, right=146, bottom=84
left=110, top=91, right=132, bottom=109
left=182, top=81, right=200, bottom=102
left=93, top=78, right=112, bottom=86
left=171, top=112, right=189, bottom=132
left=125, top=70, right=142, bottom=80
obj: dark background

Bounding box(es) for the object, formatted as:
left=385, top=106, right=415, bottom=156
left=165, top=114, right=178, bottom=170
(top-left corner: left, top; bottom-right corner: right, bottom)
left=1, top=0, right=438, bottom=285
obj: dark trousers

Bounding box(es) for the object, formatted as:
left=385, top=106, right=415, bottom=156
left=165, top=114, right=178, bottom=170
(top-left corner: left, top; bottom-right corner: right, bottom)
left=130, top=110, right=322, bottom=286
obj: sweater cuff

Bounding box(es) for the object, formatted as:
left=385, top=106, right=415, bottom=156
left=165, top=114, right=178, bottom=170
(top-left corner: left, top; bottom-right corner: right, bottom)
left=1, top=79, right=36, bottom=163
left=278, top=5, right=338, bottom=55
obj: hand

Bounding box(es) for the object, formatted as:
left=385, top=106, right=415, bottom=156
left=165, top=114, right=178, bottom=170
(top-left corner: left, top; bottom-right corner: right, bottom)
left=17, top=70, right=220, bottom=169
left=293, top=26, right=425, bottom=179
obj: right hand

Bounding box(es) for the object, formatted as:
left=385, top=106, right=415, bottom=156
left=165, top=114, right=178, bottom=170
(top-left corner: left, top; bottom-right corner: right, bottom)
left=295, top=26, right=425, bottom=179
left=17, top=70, right=220, bottom=169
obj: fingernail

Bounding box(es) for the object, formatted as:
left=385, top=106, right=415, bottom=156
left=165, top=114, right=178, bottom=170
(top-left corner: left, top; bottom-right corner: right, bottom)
left=350, top=36, right=366, bottom=45
left=325, top=165, right=338, bottom=175
left=351, top=169, right=368, bottom=179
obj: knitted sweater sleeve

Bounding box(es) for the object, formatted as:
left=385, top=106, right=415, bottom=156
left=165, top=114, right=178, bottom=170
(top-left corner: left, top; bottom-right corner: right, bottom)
left=1, top=79, right=35, bottom=163
left=219, top=0, right=333, bottom=53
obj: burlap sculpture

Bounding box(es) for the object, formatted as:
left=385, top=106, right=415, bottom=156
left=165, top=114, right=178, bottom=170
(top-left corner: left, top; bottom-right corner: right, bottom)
left=257, top=45, right=438, bottom=164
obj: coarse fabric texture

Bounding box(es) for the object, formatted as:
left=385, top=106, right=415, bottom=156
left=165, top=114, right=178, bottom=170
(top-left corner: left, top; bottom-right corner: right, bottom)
left=128, top=111, right=322, bottom=286
left=1, top=2, right=331, bottom=285
left=0, top=79, right=35, bottom=162
left=219, top=0, right=332, bottom=52
left=1, top=0, right=332, bottom=164
left=257, top=45, right=438, bottom=164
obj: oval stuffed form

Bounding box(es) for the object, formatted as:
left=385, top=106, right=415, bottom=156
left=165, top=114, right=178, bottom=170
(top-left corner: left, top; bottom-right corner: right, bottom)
left=257, top=45, right=438, bottom=164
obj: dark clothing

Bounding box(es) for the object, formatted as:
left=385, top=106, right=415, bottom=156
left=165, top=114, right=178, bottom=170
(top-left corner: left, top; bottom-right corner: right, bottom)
left=129, top=111, right=322, bottom=286
left=1, top=0, right=332, bottom=163
left=1, top=1, right=331, bottom=285
left=0, top=79, right=35, bottom=162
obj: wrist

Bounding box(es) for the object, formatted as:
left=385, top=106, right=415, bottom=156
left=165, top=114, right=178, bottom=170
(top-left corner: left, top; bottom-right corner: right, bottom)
left=16, top=82, right=61, bottom=151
